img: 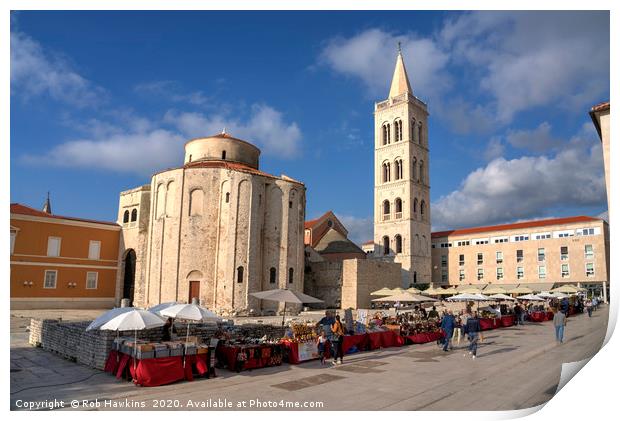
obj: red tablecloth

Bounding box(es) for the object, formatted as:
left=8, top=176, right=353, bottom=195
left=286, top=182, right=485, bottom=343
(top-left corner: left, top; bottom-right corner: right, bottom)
left=529, top=311, right=547, bottom=322
left=500, top=315, right=516, bottom=327
left=342, top=334, right=369, bottom=354
left=280, top=340, right=330, bottom=364
left=405, top=331, right=444, bottom=344
left=479, top=318, right=499, bottom=330
left=220, top=344, right=281, bottom=372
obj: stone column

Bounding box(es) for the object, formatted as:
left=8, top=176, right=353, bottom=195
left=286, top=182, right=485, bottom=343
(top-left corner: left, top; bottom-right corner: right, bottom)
left=602, top=281, right=608, bottom=303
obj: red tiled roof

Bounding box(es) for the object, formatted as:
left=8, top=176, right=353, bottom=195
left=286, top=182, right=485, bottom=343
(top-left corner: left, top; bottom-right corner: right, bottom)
left=590, top=101, right=610, bottom=112
left=362, top=240, right=374, bottom=245
left=10, top=203, right=119, bottom=226
left=431, top=216, right=601, bottom=239
left=184, top=160, right=304, bottom=186
left=304, top=211, right=333, bottom=230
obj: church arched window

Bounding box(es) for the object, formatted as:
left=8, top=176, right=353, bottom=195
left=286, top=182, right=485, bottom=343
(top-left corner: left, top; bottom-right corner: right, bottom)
left=222, top=150, right=227, bottom=159
left=418, top=123, right=423, bottom=146
left=288, top=268, right=294, bottom=284
left=387, top=123, right=391, bottom=143
left=411, top=118, right=417, bottom=142
left=237, top=266, right=244, bottom=283
left=412, top=157, right=417, bottom=181
left=382, top=162, right=391, bottom=183
left=382, top=200, right=391, bottom=220
left=419, top=161, right=424, bottom=184
left=382, top=124, right=388, bottom=145
left=420, top=200, right=426, bottom=220
left=395, top=198, right=402, bottom=218
left=130, top=209, right=138, bottom=222
left=394, top=119, right=403, bottom=141
left=269, top=267, right=277, bottom=284
left=413, top=198, right=418, bottom=215
left=123, top=210, right=129, bottom=224
left=395, top=235, right=403, bottom=254
left=383, top=236, right=390, bottom=255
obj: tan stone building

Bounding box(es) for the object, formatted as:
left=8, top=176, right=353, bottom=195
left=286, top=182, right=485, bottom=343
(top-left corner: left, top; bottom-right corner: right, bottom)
left=430, top=216, right=610, bottom=301
left=116, top=132, right=306, bottom=315
left=372, top=49, right=432, bottom=287
left=590, top=101, right=610, bottom=213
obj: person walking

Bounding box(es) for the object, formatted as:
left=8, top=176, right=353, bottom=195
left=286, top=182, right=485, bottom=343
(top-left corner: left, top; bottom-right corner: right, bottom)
left=514, top=303, right=524, bottom=325
left=316, top=330, right=328, bottom=365
left=586, top=299, right=593, bottom=317
left=553, top=308, right=567, bottom=344
left=440, top=310, right=456, bottom=352
left=464, top=311, right=484, bottom=359
left=331, top=314, right=345, bottom=365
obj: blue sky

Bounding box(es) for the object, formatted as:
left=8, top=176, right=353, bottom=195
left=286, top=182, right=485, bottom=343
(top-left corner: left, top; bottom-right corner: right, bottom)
left=10, top=11, right=609, bottom=244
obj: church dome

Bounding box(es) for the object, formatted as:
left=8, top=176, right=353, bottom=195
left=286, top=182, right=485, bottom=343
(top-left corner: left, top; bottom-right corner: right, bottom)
left=184, top=132, right=261, bottom=169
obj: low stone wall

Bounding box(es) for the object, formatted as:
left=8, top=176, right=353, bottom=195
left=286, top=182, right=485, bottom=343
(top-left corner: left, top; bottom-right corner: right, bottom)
left=29, top=319, right=287, bottom=371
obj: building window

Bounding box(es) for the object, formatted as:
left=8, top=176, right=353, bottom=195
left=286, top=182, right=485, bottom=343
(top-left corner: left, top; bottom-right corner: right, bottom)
left=459, top=254, right=465, bottom=266
left=496, top=267, right=504, bottom=280
left=585, top=244, right=594, bottom=259
left=86, top=272, right=98, bottom=289
left=538, top=266, right=546, bottom=279
left=222, top=150, right=227, bottom=159
left=123, top=210, right=130, bottom=224
left=514, top=235, right=528, bottom=242
left=382, top=162, right=392, bottom=183
left=88, top=241, right=101, bottom=260
left=496, top=251, right=503, bottom=264
left=382, top=124, right=390, bottom=145
left=225, top=192, right=230, bottom=203
left=269, top=267, right=276, bottom=284
left=456, top=240, right=470, bottom=247
left=190, top=189, right=204, bottom=216
left=477, top=268, right=484, bottom=281
left=288, top=268, right=294, bottom=284
left=581, top=228, right=595, bottom=236
left=411, top=157, right=417, bottom=181
left=237, top=266, right=244, bottom=283
left=418, top=123, right=423, bottom=145
left=10, top=231, right=16, bottom=255
left=394, top=159, right=403, bottom=180
left=413, top=271, right=417, bottom=283
left=477, top=253, right=483, bottom=265
left=441, top=255, right=447, bottom=268
left=395, top=198, right=402, bottom=219
left=517, top=267, right=524, bottom=279
left=561, top=264, right=569, bottom=278
left=382, top=200, right=391, bottom=221
left=537, top=248, right=545, bottom=262
left=395, top=235, right=403, bottom=254
left=441, top=270, right=448, bottom=283
left=383, top=236, right=390, bottom=255
left=411, top=119, right=417, bottom=142
left=516, top=249, right=523, bottom=263
left=413, top=198, right=418, bottom=215
left=420, top=200, right=426, bottom=220
left=130, top=209, right=138, bottom=222
left=459, top=269, right=465, bottom=281
left=47, top=237, right=61, bottom=257
left=586, top=263, right=595, bottom=277
left=560, top=246, right=569, bottom=261
left=44, top=270, right=57, bottom=289
left=419, top=161, right=424, bottom=184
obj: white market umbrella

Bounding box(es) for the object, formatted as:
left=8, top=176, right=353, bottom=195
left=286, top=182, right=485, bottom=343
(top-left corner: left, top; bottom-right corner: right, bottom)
left=86, top=306, right=136, bottom=331
left=550, top=285, right=580, bottom=294
left=537, top=291, right=555, bottom=299
left=250, top=289, right=323, bottom=326
left=488, top=293, right=516, bottom=301
left=447, top=293, right=489, bottom=302
left=371, top=287, right=394, bottom=296
left=552, top=292, right=569, bottom=299
left=148, top=301, right=181, bottom=316
left=99, top=309, right=165, bottom=370
left=160, top=304, right=221, bottom=354
left=372, top=292, right=438, bottom=303
left=508, top=286, right=534, bottom=295
left=518, top=294, right=545, bottom=301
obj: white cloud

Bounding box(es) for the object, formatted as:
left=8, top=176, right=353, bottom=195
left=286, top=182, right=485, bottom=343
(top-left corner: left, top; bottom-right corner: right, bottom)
left=431, top=128, right=606, bottom=230
left=11, top=30, right=106, bottom=107
left=483, top=137, right=505, bottom=161
left=134, top=81, right=209, bottom=106
left=164, top=104, right=302, bottom=158
left=319, top=28, right=451, bottom=100
left=334, top=214, right=373, bottom=246
left=506, top=122, right=561, bottom=153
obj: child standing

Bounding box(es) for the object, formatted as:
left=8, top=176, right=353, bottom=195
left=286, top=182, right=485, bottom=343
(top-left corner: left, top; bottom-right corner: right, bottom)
left=317, top=331, right=328, bottom=365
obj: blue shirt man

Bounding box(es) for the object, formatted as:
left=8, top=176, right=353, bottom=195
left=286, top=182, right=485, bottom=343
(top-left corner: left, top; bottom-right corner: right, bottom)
left=440, top=312, right=457, bottom=352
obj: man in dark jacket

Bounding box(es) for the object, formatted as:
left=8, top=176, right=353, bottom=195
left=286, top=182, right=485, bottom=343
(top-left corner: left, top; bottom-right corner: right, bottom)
left=465, top=311, right=484, bottom=359
left=440, top=310, right=457, bottom=352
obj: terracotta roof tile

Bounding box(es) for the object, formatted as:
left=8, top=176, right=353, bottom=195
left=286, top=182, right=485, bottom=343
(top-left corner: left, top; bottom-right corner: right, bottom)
left=10, top=203, right=119, bottom=226
left=590, top=101, right=610, bottom=112
left=431, top=216, right=601, bottom=239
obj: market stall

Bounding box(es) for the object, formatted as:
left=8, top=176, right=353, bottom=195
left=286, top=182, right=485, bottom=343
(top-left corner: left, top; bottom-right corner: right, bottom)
left=280, top=323, right=323, bottom=364
left=219, top=342, right=283, bottom=372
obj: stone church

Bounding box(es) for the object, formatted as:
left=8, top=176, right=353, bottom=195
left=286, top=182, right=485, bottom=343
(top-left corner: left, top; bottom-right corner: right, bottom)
left=372, top=49, right=432, bottom=287
left=115, top=132, right=306, bottom=315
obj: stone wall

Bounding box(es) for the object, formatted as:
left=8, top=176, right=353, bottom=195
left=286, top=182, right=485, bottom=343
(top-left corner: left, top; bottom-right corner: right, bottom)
left=303, top=261, right=343, bottom=308
left=341, top=259, right=402, bottom=309
left=29, top=318, right=286, bottom=371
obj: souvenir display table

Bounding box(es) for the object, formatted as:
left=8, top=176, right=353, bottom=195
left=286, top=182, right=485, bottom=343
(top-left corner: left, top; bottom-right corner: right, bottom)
left=404, top=330, right=444, bottom=344
left=342, top=333, right=369, bottom=354
left=479, top=317, right=500, bottom=331
left=280, top=339, right=328, bottom=364
left=528, top=311, right=554, bottom=322
left=499, top=315, right=516, bottom=327
left=367, top=330, right=403, bottom=349
left=219, top=343, right=283, bottom=372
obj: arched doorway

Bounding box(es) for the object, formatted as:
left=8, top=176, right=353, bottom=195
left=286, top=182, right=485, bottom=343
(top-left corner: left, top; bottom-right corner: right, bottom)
left=122, top=249, right=136, bottom=305
left=187, top=270, right=203, bottom=304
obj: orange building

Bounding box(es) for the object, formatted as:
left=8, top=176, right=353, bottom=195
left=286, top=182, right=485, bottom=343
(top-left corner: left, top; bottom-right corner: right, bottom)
left=10, top=203, right=121, bottom=309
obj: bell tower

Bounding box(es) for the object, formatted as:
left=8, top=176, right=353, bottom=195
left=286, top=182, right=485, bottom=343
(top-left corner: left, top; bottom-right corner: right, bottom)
left=373, top=47, right=432, bottom=287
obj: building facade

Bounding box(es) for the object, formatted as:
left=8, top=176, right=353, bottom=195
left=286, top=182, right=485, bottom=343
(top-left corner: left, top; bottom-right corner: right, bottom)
left=117, top=132, right=306, bottom=315
left=590, top=101, right=610, bottom=214
left=373, top=49, right=432, bottom=287
left=10, top=203, right=120, bottom=309
left=430, top=216, right=610, bottom=301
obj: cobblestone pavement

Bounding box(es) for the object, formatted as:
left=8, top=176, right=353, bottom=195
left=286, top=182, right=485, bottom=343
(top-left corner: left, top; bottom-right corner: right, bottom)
left=10, top=307, right=608, bottom=411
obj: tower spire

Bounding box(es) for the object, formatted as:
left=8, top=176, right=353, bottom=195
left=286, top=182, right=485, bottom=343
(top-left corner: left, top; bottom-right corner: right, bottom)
left=388, top=45, right=412, bottom=98
left=42, top=191, right=52, bottom=214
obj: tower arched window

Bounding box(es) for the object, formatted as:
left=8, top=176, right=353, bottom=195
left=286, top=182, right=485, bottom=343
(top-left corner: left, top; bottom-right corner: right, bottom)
left=130, top=209, right=137, bottom=222
left=394, top=120, right=403, bottom=141
left=398, top=159, right=403, bottom=179
left=382, top=124, right=388, bottom=145
left=269, top=267, right=277, bottom=284
left=394, top=160, right=400, bottom=180
left=420, top=200, right=426, bottom=220
left=383, top=236, right=390, bottom=255
left=419, top=161, right=424, bottom=184
left=411, top=119, right=417, bottom=142
left=418, top=123, right=423, bottom=145
left=222, top=150, right=227, bottom=159
left=382, top=200, right=391, bottom=221
left=123, top=210, right=129, bottom=224
left=288, top=268, right=294, bottom=284
left=413, top=198, right=418, bottom=215
left=387, top=123, right=391, bottom=143
left=395, top=235, right=403, bottom=254
left=237, top=266, right=244, bottom=283
left=412, top=157, right=417, bottom=181
left=382, top=162, right=391, bottom=183
left=395, top=198, right=402, bottom=218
